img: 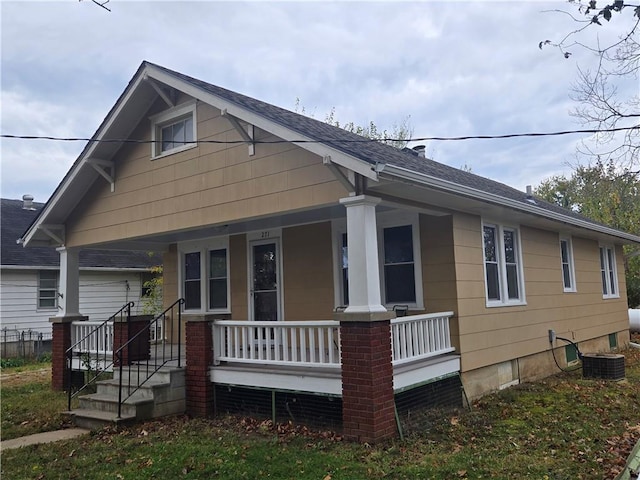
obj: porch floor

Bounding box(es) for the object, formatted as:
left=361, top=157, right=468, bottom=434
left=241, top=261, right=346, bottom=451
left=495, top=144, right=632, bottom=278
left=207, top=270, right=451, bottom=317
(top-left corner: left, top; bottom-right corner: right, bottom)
left=210, top=353, right=461, bottom=397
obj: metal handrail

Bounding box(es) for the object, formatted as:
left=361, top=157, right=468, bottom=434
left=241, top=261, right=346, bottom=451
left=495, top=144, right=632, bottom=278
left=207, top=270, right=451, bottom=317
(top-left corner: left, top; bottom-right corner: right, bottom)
left=114, top=298, right=184, bottom=418
left=66, top=302, right=134, bottom=411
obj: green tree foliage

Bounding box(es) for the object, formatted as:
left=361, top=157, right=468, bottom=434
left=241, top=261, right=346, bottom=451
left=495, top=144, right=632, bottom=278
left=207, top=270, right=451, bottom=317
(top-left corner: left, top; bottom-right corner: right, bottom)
left=535, top=159, right=640, bottom=306
left=141, top=265, right=163, bottom=316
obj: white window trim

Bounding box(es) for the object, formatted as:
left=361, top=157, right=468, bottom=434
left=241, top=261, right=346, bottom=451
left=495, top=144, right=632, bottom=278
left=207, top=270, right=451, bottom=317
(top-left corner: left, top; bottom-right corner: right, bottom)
left=599, top=244, right=620, bottom=299
left=178, top=237, right=230, bottom=314
left=559, top=235, right=577, bottom=293
left=150, top=100, right=197, bottom=160
left=37, top=270, right=59, bottom=311
left=332, top=211, right=424, bottom=310
left=481, top=221, right=526, bottom=308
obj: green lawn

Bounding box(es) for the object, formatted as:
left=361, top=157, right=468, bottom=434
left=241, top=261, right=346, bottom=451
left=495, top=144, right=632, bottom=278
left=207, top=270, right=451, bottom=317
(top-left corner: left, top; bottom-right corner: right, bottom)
left=1, top=349, right=639, bottom=479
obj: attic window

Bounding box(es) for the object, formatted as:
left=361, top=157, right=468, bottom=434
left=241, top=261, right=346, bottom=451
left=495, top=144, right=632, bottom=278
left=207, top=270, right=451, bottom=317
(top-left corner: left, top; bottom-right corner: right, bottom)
left=150, top=101, right=197, bottom=159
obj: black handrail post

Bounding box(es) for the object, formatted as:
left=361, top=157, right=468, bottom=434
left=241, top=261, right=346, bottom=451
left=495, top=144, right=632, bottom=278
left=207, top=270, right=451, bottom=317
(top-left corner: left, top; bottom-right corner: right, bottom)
left=67, top=348, right=73, bottom=411
left=178, top=299, right=184, bottom=368
left=117, top=350, right=123, bottom=419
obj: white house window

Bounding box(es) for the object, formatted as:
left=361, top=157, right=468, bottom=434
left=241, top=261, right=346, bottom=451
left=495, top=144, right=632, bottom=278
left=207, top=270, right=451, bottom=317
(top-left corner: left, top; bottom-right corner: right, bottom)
left=560, top=237, right=576, bottom=292
left=383, top=225, right=416, bottom=303
left=161, top=116, right=193, bottom=153
left=38, top=270, right=58, bottom=309
left=599, top=245, right=618, bottom=298
left=482, top=223, right=525, bottom=306
left=180, top=239, right=230, bottom=313
left=184, top=252, right=201, bottom=310
left=341, top=233, right=349, bottom=306
left=150, top=101, right=197, bottom=159
left=208, top=249, right=228, bottom=310
left=334, top=213, right=423, bottom=308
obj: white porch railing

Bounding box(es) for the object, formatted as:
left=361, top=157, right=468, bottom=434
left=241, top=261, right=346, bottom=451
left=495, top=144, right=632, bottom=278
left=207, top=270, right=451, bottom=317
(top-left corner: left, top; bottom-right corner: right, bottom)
left=391, top=312, right=455, bottom=366
left=212, top=320, right=341, bottom=368
left=71, top=320, right=114, bottom=356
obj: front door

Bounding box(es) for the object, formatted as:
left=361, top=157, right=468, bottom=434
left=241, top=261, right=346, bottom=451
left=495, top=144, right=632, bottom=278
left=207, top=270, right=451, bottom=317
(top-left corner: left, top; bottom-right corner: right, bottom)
left=250, top=240, right=281, bottom=322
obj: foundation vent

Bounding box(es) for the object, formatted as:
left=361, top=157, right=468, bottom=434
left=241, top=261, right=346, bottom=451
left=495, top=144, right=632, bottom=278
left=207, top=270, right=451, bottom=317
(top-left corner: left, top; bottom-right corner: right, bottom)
left=582, top=353, right=625, bottom=380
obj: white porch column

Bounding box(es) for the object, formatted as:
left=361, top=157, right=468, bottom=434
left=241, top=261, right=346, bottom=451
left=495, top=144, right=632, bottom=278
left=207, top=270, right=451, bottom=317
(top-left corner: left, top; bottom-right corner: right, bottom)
left=339, top=195, right=386, bottom=313
left=56, top=247, right=81, bottom=317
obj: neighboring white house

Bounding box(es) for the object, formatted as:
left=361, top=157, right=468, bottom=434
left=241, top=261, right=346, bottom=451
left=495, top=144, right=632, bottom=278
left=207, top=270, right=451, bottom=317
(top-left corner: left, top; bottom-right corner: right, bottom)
left=1, top=196, right=161, bottom=334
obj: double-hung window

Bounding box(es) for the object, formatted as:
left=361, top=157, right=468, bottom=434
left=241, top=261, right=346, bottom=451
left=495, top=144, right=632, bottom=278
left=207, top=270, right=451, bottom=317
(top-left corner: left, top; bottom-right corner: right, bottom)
left=38, top=270, right=58, bottom=309
left=334, top=213, right=423, bottom=308
left=482, top=223, right=525, bottom=306
left=150, top=101, right=197, bottom=159
left=180, top=239, right=230, bottom=313
left=559, top=236, right=576, bottom=292
left=383, top=225, right=416, bottom=304
left=599, top=245, right=618, bottom=298
left=184, top=252, right=202, bottom=310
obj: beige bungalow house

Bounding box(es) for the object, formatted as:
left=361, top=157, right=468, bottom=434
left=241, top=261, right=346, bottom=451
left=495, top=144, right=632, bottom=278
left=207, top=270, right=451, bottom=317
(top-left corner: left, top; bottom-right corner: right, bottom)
left=20, top=61, right=640, bottom=442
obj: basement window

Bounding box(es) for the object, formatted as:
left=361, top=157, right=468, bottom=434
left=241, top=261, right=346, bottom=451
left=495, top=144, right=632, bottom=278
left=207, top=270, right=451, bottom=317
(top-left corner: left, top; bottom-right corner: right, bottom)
left=150, top=101, right=197, bottom=159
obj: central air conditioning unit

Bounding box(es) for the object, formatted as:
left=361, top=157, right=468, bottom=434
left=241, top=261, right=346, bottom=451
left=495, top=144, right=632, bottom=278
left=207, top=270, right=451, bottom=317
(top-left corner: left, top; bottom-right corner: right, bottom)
left=582, top=353, right=625, bottom=380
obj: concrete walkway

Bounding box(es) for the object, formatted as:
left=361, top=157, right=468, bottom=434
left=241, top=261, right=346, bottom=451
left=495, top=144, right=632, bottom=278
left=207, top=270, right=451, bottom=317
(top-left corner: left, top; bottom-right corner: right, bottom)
left=1, top=428, right=90, bottom=452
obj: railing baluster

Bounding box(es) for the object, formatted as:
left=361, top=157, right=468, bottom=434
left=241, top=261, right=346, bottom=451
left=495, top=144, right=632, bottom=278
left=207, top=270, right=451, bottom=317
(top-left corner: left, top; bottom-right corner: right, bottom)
left=389, top=312, right=455, bottom=366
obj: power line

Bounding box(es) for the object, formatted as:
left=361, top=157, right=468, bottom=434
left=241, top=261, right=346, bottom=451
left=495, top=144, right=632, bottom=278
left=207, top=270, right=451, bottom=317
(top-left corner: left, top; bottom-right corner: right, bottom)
left=1, top=124, right=637, bottom=145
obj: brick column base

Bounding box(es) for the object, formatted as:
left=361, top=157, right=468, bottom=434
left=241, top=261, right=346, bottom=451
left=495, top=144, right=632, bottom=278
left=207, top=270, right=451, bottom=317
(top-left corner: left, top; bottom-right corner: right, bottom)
left=338, top=312, right=397, bottom=443
left=185, top=318, right=214, bottom=417
left=50, top=315, right=87, bottom=391
left=113, top=315, right=152, bottom=366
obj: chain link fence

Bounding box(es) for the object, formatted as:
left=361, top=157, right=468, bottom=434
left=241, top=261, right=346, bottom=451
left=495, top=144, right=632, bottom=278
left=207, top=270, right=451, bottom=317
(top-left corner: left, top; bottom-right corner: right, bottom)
left=0, top=328, right=52, bottom=361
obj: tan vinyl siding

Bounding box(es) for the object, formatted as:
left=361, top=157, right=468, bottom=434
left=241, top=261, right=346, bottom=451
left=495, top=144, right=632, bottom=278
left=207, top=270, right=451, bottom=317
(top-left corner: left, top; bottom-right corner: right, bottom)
left=229, top=234, right=248, bottom=320
left=282, top=222, right=335, bottom=321
left=454, top=216, right=630, bottom=373
left=65, top=100, right=347, bottom=247
left=419, top=214, right=459, bottom=344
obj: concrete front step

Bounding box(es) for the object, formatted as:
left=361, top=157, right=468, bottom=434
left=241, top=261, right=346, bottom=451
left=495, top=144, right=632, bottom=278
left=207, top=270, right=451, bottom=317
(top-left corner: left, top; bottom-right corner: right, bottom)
left=64, top=409, right=137, bottom=430
left=69, top=365, right=186, bottom=430
left=78, top=393, right=154, bottom=418
left=97, top=378, right=171, bottom=402
left=113, top=365, right=184, bottom=385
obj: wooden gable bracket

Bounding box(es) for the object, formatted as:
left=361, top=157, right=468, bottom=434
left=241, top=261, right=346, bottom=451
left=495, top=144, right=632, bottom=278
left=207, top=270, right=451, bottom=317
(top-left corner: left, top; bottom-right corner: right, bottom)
left=87, top=158, right=116, bottom=192
left=220, top=109, right=255, bottom=156
left=38, top=224, right=65, bottom=246
left=144, top=75, right=175, bottom=107
left=323, top=156, right=356, bottom=193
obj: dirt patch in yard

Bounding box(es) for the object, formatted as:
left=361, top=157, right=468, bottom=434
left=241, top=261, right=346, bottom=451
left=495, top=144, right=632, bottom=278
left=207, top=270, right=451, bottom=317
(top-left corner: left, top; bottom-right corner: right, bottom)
left=0, top=367, right=51, bottom=387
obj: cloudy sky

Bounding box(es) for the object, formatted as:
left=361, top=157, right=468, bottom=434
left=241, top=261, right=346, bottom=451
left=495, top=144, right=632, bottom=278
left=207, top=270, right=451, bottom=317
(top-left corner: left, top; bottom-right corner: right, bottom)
left=1, top=0, right=636, bottom=203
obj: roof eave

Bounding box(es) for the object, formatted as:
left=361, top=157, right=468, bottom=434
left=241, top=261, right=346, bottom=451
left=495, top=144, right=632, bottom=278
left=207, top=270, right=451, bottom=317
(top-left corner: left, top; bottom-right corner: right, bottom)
left=381, top=164, right=640, bottom=245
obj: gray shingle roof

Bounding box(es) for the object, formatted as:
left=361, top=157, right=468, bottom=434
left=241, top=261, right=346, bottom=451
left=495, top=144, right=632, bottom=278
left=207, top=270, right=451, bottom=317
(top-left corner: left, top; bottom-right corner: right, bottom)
left=2, top=198, right=161, bottom=269
left=148, top=62, right=621, bottom=232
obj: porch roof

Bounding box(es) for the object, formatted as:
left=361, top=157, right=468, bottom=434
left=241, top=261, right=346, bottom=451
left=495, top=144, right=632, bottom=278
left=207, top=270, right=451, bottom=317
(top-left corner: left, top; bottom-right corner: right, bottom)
left=20, top=61, right=640, bottom=249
